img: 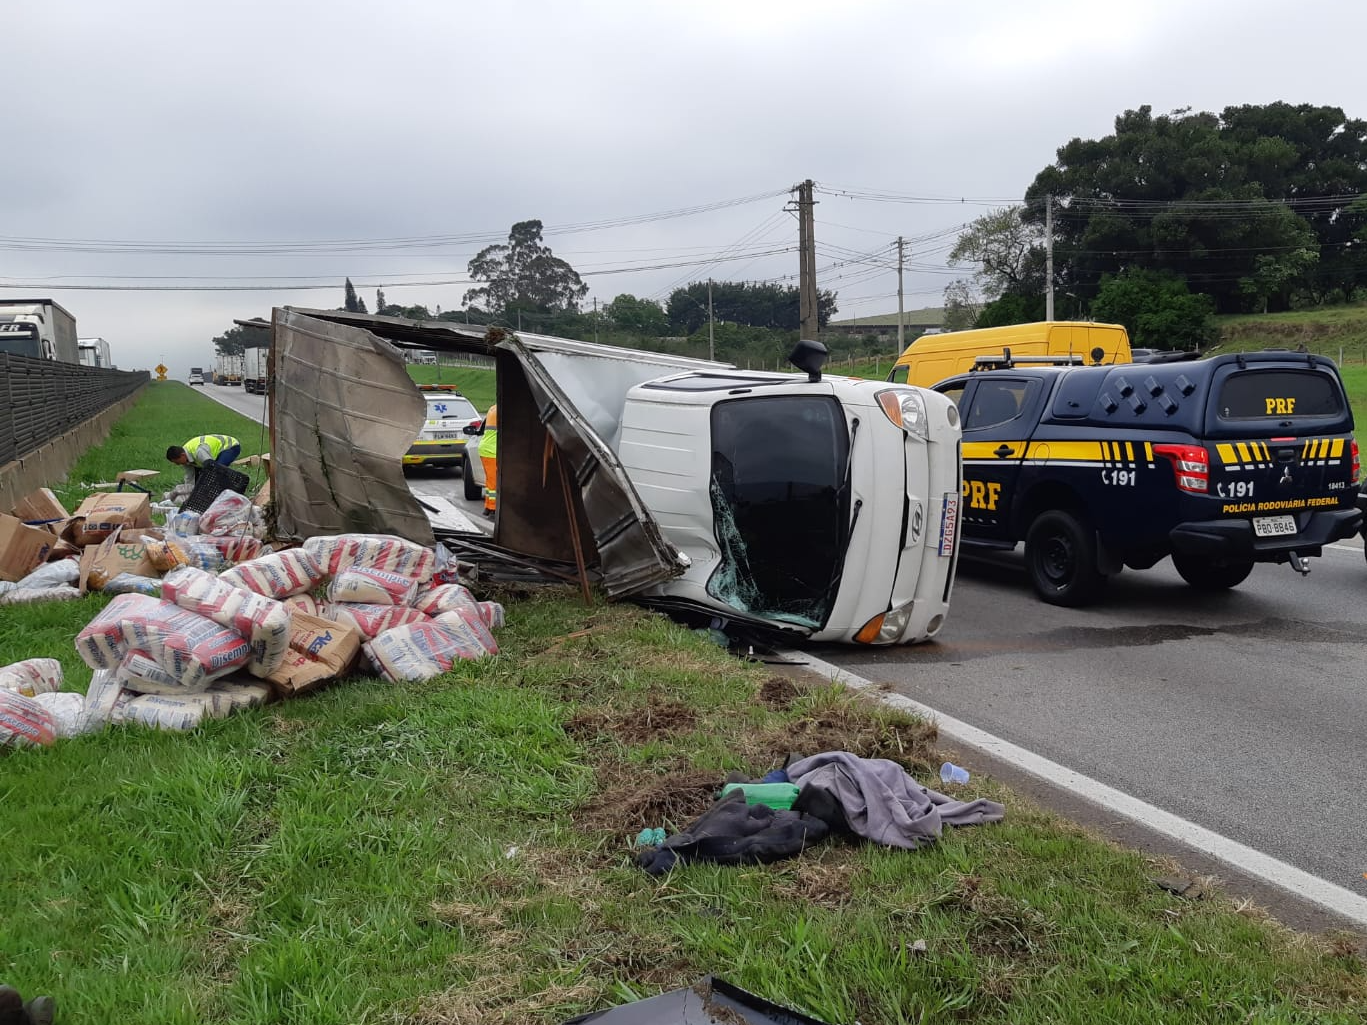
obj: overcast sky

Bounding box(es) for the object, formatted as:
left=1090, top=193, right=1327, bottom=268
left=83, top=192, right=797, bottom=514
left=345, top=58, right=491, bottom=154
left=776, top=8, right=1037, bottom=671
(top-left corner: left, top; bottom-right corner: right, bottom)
left=4, top=0, right=1365, bottom=377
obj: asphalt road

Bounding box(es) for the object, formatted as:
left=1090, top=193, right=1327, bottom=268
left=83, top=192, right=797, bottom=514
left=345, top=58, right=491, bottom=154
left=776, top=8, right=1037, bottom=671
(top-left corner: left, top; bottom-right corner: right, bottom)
left=194, top=382, right=489, bottom=527
left=811, top=538, right=1367, bottom=906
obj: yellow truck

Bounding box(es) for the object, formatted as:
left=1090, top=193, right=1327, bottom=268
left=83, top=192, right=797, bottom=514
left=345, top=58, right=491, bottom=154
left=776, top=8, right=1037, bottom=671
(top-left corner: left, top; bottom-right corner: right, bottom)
left=886, top=321, right=1132, bottom=388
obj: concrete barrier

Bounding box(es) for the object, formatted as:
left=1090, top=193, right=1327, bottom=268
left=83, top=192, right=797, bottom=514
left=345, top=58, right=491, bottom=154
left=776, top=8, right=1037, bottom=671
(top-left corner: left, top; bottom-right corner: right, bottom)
left=0, top=384, right=148, bottom=513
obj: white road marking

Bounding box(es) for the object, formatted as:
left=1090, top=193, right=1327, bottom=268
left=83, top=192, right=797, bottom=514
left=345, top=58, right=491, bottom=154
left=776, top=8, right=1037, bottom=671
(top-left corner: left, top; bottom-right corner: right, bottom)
left=789, top=652, right=1367, bottom=930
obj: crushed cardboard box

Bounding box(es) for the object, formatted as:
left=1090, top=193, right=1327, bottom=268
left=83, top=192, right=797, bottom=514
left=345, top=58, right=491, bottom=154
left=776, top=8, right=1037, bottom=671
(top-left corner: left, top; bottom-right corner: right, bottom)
left=0, top=514, right=56, bottom=582
left=70, top=492, right=152, bottom=546
left=78, top=528, right=161, bottom=593
left=12, top=488, right=70, bottom=524
left=267, top=611, right=361, bottom=698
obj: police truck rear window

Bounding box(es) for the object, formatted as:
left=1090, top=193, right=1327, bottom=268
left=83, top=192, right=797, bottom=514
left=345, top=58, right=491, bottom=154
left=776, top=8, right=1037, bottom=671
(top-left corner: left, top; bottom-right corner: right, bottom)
left=1217, top=371, right=1343, bottom=420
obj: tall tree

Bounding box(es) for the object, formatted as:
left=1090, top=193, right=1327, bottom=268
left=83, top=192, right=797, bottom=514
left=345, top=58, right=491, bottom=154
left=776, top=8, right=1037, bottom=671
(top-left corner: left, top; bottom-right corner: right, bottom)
left=947, top=206, right=1046, bottom=302
left=665, top=281, right=837, bottom=334
left=941, top=279, right=982, bottom=331
left=211, top=323, right=268, bottom=357
left=605, top=294, right=669, bottom=335
left=344, top=277, right=361, bottom=312
left=1090, top=269, right=1217, bottom=350
left=464, top=220, right=588, bottom=317
left=376, top=288, right=386, bottom=313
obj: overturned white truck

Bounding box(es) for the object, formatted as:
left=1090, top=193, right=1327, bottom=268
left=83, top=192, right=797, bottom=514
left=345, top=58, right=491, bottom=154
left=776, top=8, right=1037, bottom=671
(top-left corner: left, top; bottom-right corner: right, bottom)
left=263, top=309, right=963, bottom=645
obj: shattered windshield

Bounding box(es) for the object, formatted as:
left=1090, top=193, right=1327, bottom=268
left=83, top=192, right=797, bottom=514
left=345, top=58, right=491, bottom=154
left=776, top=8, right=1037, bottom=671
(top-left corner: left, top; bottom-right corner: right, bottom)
left=707, top=395, right=851, bottom=628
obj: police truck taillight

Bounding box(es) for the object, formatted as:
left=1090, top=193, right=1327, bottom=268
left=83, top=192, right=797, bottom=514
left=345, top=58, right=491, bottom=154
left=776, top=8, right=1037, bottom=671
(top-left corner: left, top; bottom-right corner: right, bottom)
left=1353, top=439, right=1360, bottom=482
left=1154, top=444, right=1209, bottom=494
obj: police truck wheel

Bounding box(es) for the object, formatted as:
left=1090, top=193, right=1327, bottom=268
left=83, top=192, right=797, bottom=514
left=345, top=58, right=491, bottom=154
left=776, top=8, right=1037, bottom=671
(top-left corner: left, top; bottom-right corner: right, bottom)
left=1171, top=554, right=1254, bottom=591
left=1025, top=509, right=1106, bottom=606
left=462, top=456, right=482, bottom=501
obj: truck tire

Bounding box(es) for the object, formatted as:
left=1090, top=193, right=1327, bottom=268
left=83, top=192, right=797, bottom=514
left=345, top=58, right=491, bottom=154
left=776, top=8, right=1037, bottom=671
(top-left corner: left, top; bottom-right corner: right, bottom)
left=1171, top=554, right=1254, bottom=591
left=1025, top=509, right=1106, bottom=606
left=463, top=455, right=482, bottom=501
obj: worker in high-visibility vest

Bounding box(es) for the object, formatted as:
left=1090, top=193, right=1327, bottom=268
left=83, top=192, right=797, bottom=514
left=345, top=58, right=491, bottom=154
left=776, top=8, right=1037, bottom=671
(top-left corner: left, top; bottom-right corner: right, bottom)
left=477, top=404, right=498, bottom=518
left=165, top=433, right=242, bottom=499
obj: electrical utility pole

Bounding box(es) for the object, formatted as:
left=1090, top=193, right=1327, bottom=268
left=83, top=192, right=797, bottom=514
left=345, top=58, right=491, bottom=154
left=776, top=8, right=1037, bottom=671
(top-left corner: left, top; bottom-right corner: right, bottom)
left=896, top=236, right=906, bottom=349
left=593, top=298, right=599, bottom=344
left=1045, top=194, right=1055, bottom=321
left=707, top=279, right=715, bottom=362
left=794, top=179, right=819, bottom=339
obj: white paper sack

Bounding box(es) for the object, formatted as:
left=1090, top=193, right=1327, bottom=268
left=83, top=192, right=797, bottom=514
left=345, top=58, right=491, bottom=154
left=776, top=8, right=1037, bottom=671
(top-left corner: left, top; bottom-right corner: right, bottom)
left=76, top=594, right=164, bottom=669
left=219, top=548, right=325, bottom=598
left=162, top=566, right=290, bottom=677
left=411, top=583, right=479, bottom=617
left=477, top=601, right=505, bottom=630
left=0, top=585, right=82, bottom=606
left=117, top=650, right=212, bottom=695
left=325, top=602, right=428, bottom=640
left=117, top=602, right=253, bottom=689
left=208, top=678, right=272, bottom=711
left=198, top=490, right=255, bottom=536
left=304, top=533, right=435, bottom=582
left=15, top=558, right=80, bottom=590
left=80, top=669, right=125, bottom=731
left=0, top=658, right=64, bottom=697
left=121, top=692, right=220, bottom=731
left=327, top=567, right=419, bottom=606
left=363, top=616, right=493, bottom=683
left=283, top=594, right=321, bottom=617
left=32, top=692, right=91, bottom=738
left=432, top=608, right=499, bottom=657
left=0, top=690, right=57, bottom=748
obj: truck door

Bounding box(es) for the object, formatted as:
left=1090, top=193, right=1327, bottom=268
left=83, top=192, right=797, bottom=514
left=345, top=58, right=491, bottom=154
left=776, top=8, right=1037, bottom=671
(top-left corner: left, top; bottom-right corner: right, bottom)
left=958, top=376, right=1039, bottom=539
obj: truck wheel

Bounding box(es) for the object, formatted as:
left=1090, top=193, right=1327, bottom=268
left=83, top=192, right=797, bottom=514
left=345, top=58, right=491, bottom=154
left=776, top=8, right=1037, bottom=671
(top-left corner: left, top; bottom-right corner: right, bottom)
left=1171, top=554, right=1254, bottom=591
left=1025, top=509, right=1106, bottom=606
left=463, top=456, right=482, bottom=501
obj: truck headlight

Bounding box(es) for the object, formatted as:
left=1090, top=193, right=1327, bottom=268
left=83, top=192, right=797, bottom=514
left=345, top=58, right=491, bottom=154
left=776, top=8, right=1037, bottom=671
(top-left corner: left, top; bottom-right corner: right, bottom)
left=853, top=601, right=915, bottom=644
left=876, top=389, right=929, bottom=441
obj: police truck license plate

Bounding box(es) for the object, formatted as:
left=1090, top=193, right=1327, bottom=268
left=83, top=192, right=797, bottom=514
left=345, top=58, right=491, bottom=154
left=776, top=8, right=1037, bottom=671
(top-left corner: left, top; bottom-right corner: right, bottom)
left=1252, top=515, right=1296, bottom=538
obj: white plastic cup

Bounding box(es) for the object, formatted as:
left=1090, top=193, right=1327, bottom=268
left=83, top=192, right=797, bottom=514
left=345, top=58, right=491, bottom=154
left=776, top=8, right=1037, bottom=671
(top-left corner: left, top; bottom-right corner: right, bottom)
left=940, top=761, right=970, bottom=785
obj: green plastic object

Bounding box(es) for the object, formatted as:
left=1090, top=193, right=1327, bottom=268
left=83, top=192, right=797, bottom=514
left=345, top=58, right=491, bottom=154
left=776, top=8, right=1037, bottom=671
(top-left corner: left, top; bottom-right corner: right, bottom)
left=719, top=782, right=800, bottom=811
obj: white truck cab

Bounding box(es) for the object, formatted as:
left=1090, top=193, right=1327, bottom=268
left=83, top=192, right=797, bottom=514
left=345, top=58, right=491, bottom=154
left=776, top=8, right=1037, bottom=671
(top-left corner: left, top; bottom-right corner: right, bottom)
left=617, top=342, right=963, bottom=644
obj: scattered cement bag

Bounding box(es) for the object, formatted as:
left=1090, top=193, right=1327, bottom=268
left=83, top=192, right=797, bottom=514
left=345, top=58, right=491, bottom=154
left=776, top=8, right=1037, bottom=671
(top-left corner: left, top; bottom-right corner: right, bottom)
left=304, top=534, right=435, bottom=582
left=219, top=549, right=325, bottom=599
left=32, top=692, right=91, bottom=738
left=80, top=669, right=126, bottom=731
left=102, top=572, right=163, bottom=596
left=0, top=658, right=64, bottom=697
left=207, top=678, right=272, bottom=713
left=162, top=566, right=290, bottom=677
left=117, top=650, right=212, bottom=696
left=411, top=583, right=479, bottom=617
left=324, top=602, right=428, bottom=640
left=432, top=607, right=499, bottom=657
left=76, top=594, right=165, bottom=669
left=15, top=558, right=81, bottom=590
left=198, top=490, right=255, bottom=536
left=363, top=613, right=494, bottom=683
left=283, top=594, right=322, bottom=617
left=0, top=690, right=58, bottom=748
left=477, top=601, right=505, bottom=630
left=120, top=692, right=220, bottom=731
left=0, top=585, right=81, bottom=606
left=328, top=567, right=419, bottom=606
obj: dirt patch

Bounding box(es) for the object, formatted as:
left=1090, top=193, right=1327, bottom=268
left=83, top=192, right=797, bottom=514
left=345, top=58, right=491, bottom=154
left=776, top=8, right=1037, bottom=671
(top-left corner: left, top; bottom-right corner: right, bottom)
left=771, top=854, right=861, bottom=910
left=742, top=699, right=939, bottom=773
left=573, top=761, right=719, bottom=834
left=564, top=697, right=698, bottom=744
left=758, top=675, right=802, bottom=710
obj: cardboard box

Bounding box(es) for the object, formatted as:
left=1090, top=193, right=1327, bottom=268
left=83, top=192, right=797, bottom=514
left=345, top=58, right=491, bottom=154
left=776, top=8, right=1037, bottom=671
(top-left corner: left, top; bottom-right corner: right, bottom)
left=12, top=488, right=70, bottom=524
left=78, top=528, right=160, bottom=592
left=267, top=611, right=361, bottom=698
left=71, top=492, right=152, bottom=546
left=0, top=514, right=55, bottom=582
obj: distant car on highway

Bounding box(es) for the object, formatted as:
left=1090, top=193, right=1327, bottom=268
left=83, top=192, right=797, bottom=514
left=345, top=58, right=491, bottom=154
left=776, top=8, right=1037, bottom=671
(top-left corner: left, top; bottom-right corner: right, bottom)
left=402, top=384, right=481, bottom=470
left=188, top=370, right=204, bottom=386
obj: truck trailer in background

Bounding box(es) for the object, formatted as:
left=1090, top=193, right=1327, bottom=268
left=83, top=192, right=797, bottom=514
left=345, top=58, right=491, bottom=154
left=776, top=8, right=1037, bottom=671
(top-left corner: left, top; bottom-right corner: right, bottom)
left=243, top=345, right=270, bottom=393
left=77, top=336, right=114, bottom=369
left=0, top=299, right=79, bottom=363
left=213, top=352, right=245, bottom=385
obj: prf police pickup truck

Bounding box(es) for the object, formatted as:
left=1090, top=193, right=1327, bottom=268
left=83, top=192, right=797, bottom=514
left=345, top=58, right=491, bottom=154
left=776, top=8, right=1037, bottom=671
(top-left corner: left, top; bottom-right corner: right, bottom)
left=934, top=349, right=1362, bottom=605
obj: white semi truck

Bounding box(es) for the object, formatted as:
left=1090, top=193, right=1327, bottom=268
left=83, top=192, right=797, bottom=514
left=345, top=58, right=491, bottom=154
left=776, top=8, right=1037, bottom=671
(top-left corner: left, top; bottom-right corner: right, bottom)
left=0, top=299, right=79, bottom=363
left=243, top=345, right=270, bottom=393
left=77, top=336, right=114, bottom=368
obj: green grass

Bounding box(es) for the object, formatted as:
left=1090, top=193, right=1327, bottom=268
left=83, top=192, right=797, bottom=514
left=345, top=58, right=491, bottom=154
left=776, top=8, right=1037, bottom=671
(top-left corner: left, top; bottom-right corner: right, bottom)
left=4, top=362, right=1366, bottom=1024
left=48, top=381, right=270, bottom=514
left=406, top=364, right=496, bottom=413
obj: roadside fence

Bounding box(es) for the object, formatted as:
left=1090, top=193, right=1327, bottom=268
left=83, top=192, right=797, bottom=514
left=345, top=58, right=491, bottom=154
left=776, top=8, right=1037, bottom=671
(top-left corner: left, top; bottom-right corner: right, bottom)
left=0, top=354, right=150, bottom=467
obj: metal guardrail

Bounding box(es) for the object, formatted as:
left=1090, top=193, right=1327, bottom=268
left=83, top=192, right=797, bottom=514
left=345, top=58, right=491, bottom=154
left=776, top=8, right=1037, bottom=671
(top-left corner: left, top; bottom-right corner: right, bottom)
left=0, top=354, right=150, bottom=466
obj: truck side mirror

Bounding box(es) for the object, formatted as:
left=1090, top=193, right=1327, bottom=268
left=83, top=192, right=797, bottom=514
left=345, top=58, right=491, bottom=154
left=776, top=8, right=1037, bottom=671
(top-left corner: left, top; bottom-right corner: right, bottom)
left=788, top=338, right=829, bottom=382
left=463, top=421, right=482, bottom=436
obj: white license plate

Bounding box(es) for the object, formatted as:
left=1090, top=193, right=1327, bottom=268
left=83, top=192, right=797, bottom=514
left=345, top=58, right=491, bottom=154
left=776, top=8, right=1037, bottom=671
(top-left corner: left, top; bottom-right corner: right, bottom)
left=430, top=432, right=462, bottom=440
left=1253, top=514, right=1296, bottom=538
left=938, top=493, right=959, bottom=556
